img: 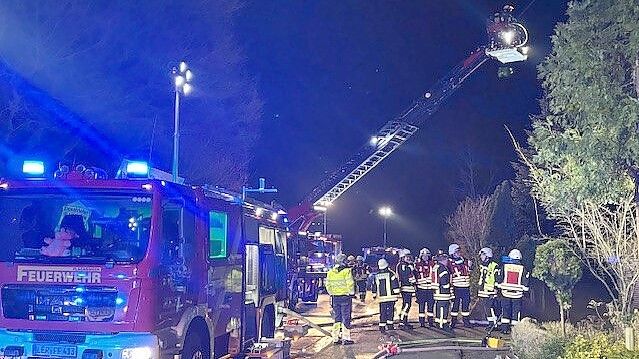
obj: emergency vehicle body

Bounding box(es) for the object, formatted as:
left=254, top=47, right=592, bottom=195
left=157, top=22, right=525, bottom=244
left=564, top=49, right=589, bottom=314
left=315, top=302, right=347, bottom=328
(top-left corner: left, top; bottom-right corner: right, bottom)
left=0, top=165, right=286, bottom=359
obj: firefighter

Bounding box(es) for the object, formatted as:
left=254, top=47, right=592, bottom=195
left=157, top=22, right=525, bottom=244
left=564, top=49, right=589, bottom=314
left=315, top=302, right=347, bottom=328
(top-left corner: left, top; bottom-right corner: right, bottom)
left=414, top=247, right=435, bottom=327
left=371, top=258, right=400, bottom=333
left=325, top=253, right=356, bottom=344
left=347, top=255, right=356, bottom=268
left=431, top=252, right=453, bottom=331
left=496, top=249, right=529, bottom=334
left=352, top=255, right=370, bottom=302
left=448, top=243, right=472, bottom=328
left=478, top=247, right=500, bottom=327
left=396, top=249, right=416, bottom=329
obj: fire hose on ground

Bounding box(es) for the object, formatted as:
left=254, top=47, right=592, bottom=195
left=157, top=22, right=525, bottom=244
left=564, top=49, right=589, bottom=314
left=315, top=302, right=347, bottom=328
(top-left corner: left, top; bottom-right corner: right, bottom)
left=372, top=337, right=511, bottom=358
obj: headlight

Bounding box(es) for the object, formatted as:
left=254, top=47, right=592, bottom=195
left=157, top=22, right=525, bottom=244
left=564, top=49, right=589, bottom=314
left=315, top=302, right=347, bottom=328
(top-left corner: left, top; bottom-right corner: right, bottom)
left=122, top=347, right=153, bottom=359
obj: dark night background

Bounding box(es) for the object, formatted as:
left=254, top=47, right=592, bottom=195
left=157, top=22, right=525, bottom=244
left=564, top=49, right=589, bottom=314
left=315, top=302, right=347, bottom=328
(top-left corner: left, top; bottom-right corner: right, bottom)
left=242, top=0, right=567, bottom=254
left=0, top=1, right=568, bottom=255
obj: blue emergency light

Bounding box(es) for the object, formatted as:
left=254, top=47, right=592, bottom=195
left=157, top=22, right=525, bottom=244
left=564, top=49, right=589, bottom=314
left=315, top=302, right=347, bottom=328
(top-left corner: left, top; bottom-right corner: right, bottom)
left=126, top=161, right=149, bottom=176
left=22, top=160, right=45, bottom=176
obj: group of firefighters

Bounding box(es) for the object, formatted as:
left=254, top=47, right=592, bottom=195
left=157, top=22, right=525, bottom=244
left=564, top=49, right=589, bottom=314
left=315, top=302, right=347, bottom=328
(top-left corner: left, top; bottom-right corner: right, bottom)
left=324, top=244, right=530, bottom=345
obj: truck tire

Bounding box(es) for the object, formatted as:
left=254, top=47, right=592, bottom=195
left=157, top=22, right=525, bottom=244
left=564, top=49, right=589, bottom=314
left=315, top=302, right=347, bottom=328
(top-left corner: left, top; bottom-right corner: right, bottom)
left=182, top=330, right=210, bottom=359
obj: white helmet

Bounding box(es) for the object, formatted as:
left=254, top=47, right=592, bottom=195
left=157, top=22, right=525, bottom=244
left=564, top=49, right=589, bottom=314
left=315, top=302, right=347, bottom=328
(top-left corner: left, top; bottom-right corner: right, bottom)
left=448, top=244, right=460, bottom=256
left=356, top=255, right=364, bottom=261
left=479, top=247, right=493, bottom=258
left=508, top=249, right=522, bottom=260
left=347, top=255, right=355, bottom=262
left=419, top=248, right=431, bottom=258
left=335, top=254, right=347, bottom=265
left=398, top=249, right=411, bottom=258
left=378, top=258, right=389, bottom=270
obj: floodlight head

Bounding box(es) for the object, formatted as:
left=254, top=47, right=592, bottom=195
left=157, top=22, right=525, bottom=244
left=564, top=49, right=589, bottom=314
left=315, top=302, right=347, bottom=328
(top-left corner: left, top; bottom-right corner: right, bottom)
left=182, top=83, right=193, bottom=95
left=179, top=61, right=188, bottom=73
left=175, top=75, right=185, bottom=87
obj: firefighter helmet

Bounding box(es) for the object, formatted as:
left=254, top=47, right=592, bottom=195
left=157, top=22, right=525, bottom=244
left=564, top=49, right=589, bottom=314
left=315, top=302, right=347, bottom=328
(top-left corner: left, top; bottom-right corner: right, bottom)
left=336, top=253, right=347, bottom=265
left=448, top=243, right=461, bottom=256
left=419, top=248, right=431, bottom=259
left=378, top=258, right=389, bottom=270
left=347, top=255, right=355, bottom=262
left=356, top=255, right=364, bottom=262
left=508, top=249, right=522, bottom=260
left=479, top=247, right=493, bottom=258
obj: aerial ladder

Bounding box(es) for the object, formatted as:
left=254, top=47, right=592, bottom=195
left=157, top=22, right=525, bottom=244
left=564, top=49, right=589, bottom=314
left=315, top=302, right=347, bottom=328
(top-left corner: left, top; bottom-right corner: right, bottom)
left=288, top=5, right=529, bottom=233
left=285, top=5, right=530, bottom=307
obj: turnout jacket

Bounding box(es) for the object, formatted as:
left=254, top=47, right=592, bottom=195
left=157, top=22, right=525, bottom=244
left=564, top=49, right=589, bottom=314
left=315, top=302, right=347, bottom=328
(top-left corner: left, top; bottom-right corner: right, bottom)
left=448, top=257, right=471, bottom=288
left=496, top=260, right=529, bottom=299
left=352, top=263, right=371, bottom=282
left=431, top=263, right=452, bottom=301
left=396, top=262, right=417, bottom=293
left=478, top=259, right=499, bottom=298
left=372, top=268, right=401, bottom=302
left=414, top=259, right=433, bottom=290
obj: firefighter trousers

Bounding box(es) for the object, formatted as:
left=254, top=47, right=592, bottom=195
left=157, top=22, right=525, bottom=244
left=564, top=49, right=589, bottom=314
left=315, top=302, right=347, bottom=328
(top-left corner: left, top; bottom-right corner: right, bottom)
left=500, top=296, right=522, bottom=332
left=379, top=301, right=396, bottom=329
left=356, top=280, right=367, bottom=301
left=479, top=295, right=501, bottom=325
left=332, top=295, right=353, bottom=329
left=434, top=299, right=450, bottom=329
left=399, top=291, right=413, bottom=323
left=415, top=289, right=434, bottom=326
left=451, top=287, right=471, bottom=326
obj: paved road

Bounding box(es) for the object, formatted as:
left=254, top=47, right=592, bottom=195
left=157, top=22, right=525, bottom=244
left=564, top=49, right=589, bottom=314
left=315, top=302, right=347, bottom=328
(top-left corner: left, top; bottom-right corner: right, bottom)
left=282, top=294, right=514, bottom=359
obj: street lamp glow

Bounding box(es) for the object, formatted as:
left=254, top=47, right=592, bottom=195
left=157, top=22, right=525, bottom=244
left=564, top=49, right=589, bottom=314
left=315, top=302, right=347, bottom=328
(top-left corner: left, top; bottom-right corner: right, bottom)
left=378, top=206, right=392, bottom=217
left=185, top=69, right=194, bottom=81
left=520, top=46, right=530, bottom=55
left=179, top=61, right=188, bottom=73
left=182, top=83, right=193, bottom=95
left=175, top=75, right=185, bottom=87
left=370, top=136, right=379, bottom=146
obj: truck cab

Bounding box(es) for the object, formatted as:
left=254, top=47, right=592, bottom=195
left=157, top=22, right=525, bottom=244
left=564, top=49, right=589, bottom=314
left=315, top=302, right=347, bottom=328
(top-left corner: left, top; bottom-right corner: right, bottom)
left=0, top=162, right=287, bottom=359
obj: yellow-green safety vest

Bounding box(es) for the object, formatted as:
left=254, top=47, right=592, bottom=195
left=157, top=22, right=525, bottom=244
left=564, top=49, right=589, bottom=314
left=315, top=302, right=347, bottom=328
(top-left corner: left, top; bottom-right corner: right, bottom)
left=326, top=266, right=355, bottom=296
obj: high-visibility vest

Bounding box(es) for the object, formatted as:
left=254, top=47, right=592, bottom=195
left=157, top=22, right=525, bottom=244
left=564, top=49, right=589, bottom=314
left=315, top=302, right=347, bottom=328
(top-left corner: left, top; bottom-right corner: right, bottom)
left=497, top=263, right=529, bottom=299
left=478, top=260, right=499, bottom=297
left=414, top=260, right=433, bottom=290
left=431, top=264, right=452, bottom=301
left=449, top=258, right=471, bottom=288
left=326, top=266, right=355, bottom=296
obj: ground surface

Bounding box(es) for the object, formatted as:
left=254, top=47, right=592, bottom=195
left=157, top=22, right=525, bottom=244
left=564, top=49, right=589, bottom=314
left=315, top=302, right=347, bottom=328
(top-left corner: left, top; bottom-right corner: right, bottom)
left=281, top=294, right=514, bottom=359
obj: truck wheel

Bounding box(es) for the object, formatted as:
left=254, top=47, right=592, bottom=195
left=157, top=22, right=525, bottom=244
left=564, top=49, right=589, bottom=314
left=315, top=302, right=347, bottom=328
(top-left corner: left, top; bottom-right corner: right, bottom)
left=261, top=305, right=276, bottom=338
left=183, top=330, right=210, bottom=359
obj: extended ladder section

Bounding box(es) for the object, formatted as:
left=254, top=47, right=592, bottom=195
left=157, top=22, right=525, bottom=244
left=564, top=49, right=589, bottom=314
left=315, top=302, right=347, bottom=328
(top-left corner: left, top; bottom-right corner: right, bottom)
left=310, top=120, right=419, bottom=206
left=291, top=5, right=530, bottom=230
left=303, top=49, right=488, bottom=209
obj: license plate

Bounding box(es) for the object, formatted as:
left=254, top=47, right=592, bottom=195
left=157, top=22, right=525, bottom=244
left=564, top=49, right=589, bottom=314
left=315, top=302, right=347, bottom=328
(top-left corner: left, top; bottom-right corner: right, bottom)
left=33, top=343, right=77, bottom=357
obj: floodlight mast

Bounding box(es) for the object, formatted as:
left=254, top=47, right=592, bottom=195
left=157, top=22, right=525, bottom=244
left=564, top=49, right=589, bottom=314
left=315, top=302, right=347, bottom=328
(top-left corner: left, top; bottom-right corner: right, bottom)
left=288, top=5, right=529, bottom=232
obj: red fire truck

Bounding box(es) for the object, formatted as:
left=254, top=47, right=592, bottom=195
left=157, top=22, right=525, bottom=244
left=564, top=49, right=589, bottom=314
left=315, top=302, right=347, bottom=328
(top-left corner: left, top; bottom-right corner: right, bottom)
left=0, top=161, right=286, bottom=359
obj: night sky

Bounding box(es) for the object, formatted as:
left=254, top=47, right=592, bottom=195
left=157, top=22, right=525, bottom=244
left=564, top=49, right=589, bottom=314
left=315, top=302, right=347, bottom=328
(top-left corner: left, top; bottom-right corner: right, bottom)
left=240, top=0, right=567, bottom=254
left=0, top=1, right=568, bottom=255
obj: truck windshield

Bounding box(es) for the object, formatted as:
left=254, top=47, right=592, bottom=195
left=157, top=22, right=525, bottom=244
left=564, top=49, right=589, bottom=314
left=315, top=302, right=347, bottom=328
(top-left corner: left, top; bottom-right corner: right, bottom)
left=0, top=189, right=152, bottom=264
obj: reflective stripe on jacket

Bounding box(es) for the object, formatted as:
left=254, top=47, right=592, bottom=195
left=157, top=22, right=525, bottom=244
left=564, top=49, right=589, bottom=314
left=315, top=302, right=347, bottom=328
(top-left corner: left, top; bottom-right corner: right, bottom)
left=431, top=263, right=452, bottom=301
left=372, top=269, right=400, bottom=302
left=414, top=259, right=433, bottom=290
left=449, top=258, right=471, bottom=288
left=326, top=266, right=355, bottom=296
left=496, top=262, right=529, bottom=299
